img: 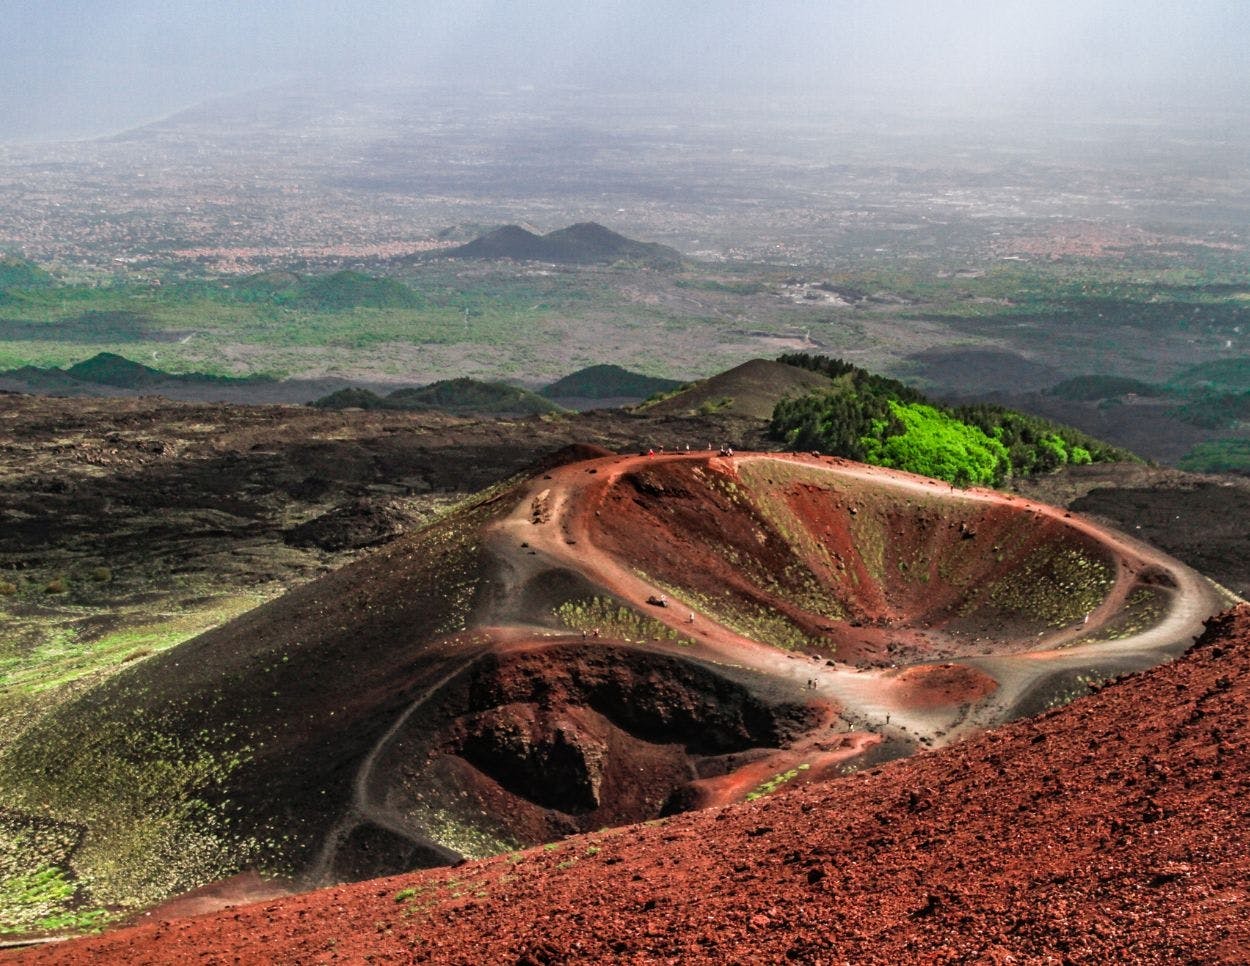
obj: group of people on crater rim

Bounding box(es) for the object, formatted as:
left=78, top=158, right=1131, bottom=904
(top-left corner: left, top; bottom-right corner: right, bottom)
left=643, top=443, right=735, bottom=457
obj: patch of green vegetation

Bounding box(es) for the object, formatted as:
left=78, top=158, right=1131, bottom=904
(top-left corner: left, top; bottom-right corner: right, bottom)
left=1178, top=439, right=1250, bottom=473
left=0, top=864, right=111, bottom=935
left=745, top=763, right=811, bottom=801
left=0, top=256, right=54, bottom=292
left=1042, top=670, right=1112, bottom=711
left=635, top=382, right=696, bottom=410
left=984, top=546, right=1114, bottom=627
left=1168, top=357, right=1250, bottom=394
left=0, top=269, right=585, bottom=378
left=400, top=803, right=519, bottom=861
left=554, top=597, right=693, bottom=646
left=292, top=271, right=422, bottom=311
left=674, top=278, right=767, bottom=295
left=1045, top=375, right=1171, bottom=400
left=0, top=595, right=264, bottom=699
left=772, top=353, right=1132, bottom=484
left=645, top=578, right=824, bottom=653
left=1167, top=390, right=1250, bottom=430
left=1082, top=587, right=1168, bottom=643
left=0, top=705, right=259, bottom=916
left=696, top=395, right=734, bottom=415
left=863, top=401, right=1008, bottom=486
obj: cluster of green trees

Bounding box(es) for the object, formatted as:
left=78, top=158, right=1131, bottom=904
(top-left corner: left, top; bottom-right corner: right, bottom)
left=771, top=353, right=1132, bottom=485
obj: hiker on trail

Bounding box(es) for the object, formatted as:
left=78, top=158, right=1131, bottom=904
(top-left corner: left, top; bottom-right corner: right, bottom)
left=648, top=448, right=654, bottom=458
left=592, top=627, right=600, bottom=638
left=687, top=611, right=696, bottom=623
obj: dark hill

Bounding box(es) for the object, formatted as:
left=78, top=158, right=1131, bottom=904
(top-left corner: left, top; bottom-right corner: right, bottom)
left=295, top=271, right=422, bottom=311
left=312, top=379, right=562, bottom=416
left=387, top=378, right=560, bottom=415
left=450, top=224, right=551, bottom=261
left=447, top=222, right=682, bottom=268
left=0, top=352, right=268, bottom=392
left=308, top=387, right=392, bottom=410
left=540, top=364, right=684, bottom=401
left=639, top=358, right=834, bottom=420
left=65, top=352, right=167, bottom=388
left=1046, top=374, right=1171, bottom=401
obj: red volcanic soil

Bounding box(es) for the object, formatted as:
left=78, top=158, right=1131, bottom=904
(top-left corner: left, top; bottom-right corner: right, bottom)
left=23, top=604, right=1250, bottom=964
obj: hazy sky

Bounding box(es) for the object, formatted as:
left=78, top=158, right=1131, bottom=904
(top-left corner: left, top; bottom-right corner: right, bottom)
left=2, top=0, right=1247, bottom=139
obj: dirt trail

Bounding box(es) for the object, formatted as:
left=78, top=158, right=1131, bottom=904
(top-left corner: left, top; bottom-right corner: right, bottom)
left=306, top=653, right=486, bottom=885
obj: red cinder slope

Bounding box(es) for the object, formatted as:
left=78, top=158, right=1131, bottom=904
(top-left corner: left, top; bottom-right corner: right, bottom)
left=26, top=605, right=1250, bottom=965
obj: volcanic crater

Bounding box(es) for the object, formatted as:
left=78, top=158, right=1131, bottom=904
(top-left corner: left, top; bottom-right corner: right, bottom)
left=306, top=449, right=1220, bottom=888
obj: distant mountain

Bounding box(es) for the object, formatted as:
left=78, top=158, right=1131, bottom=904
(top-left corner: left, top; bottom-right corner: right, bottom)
left=540, top=364, right=684, bottom=401
left=446, top=222, right=683, bottom=268
left=312, top=378, right=563, bottom=416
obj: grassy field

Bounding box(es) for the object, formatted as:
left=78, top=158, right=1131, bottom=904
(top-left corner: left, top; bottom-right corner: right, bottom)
left=1, top=256, right=1247, bottom=386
